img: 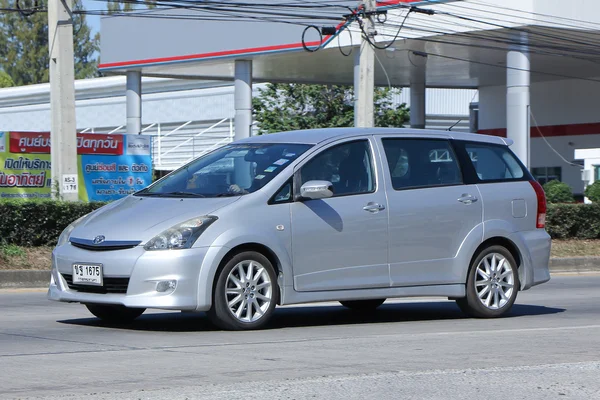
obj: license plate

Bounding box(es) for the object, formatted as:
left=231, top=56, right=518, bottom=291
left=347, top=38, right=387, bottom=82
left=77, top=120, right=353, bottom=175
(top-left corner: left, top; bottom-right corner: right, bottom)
left=72, top=263, right=103, bottom=286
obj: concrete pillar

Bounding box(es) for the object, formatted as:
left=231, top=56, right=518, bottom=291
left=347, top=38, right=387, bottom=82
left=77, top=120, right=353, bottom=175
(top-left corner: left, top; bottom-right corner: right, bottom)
left=410, top=82, right=426, bottom=129
left=234, top=60, right=253, bottom=141
left=48, top=0, right=78, bottom=201
left=507, top=35, right=530, bottom=167
left=469, top=102, right=479, bottom=133
left=126, top=71, right=142, bottom=134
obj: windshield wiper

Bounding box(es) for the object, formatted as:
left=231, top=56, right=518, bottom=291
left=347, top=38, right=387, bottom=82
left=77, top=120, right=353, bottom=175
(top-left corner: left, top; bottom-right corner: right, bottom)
left=214, top=192, right=245, bottom=197
left=162, top=191, right=207, bottom=198
left=137, top=191, right=206, bottom=198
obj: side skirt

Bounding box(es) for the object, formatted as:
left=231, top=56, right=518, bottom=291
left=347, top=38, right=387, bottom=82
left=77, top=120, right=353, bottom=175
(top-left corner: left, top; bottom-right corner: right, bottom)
left=279, top=284, right=465, bottom=306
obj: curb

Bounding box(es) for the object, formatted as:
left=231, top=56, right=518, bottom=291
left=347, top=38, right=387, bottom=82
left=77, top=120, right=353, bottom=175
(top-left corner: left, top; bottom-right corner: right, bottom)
left=2, top=257, right=600, bottom=289
left=0, top=270, right=51, bottom=289
left=549, top=257, right=600, bottom=273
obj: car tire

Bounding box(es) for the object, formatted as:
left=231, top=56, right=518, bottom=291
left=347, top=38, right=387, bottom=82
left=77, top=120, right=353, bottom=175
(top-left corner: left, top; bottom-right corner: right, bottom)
left=208, top=251, right=278, bottom=331
left=456, top=245, right=520, bottom=318
left=85, top=304, right=145, bottom=322
left=340, top=299, right=386, bottom=311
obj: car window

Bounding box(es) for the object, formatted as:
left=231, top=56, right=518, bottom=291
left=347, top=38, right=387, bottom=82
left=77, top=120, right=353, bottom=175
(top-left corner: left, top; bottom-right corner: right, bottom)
left=137, top=143, right=311, bottom=197
left=300, top=140, right=375, bottom=196
left=382, top=139, right=463, bottom=190
left=465, top=143, right=524, bottom=181
left=271, top=180, right=292, bottom=204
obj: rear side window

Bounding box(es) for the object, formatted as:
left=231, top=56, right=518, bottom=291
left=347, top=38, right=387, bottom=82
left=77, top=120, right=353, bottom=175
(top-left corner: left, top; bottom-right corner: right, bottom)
left=382, top=139, right=463, bottom=190
left=464, top=143, right=524, bottom=181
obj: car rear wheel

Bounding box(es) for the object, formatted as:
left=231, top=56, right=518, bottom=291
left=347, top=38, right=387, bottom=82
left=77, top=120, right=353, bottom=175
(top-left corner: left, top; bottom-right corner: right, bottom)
left=340, top=299, right=386, bottom=311
left=208, top=251, right=278, bottom=330
left=85, top=304, right=145, bottom=322
left=456, top=245, right=519, bottom=318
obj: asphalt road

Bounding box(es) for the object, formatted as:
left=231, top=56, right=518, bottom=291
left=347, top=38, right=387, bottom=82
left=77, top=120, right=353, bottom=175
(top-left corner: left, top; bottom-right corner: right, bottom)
left=0, top=274, right=599, bottom=400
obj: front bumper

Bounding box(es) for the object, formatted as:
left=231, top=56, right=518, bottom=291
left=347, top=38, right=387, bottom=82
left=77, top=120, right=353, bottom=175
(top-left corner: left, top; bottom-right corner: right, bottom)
left=48, top=243, right=214, bottom=311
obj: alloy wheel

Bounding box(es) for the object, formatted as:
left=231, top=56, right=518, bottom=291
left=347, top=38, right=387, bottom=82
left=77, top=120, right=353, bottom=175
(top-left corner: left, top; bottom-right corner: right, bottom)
left=225, top=260, right=273, bottom=323
left=474, top=252, right=515, bottom=310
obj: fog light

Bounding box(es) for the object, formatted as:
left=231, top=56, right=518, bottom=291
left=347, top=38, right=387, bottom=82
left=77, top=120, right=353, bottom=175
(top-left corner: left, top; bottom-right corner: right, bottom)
left=156, top=280, right=177, bottom=292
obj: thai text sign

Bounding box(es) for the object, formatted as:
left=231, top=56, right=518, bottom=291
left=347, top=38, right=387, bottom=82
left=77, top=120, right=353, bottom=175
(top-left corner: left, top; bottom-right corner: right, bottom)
left=0, top=132, right=152, bottom=201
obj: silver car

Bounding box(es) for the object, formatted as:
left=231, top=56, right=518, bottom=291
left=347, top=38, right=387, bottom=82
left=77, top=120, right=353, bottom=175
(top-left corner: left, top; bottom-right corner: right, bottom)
left=48, top=128, right=551, bottom=330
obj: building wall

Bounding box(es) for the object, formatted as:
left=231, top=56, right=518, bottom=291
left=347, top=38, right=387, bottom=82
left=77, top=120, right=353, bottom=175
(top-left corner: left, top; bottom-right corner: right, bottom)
left=479, top=78, right=600, bottom=195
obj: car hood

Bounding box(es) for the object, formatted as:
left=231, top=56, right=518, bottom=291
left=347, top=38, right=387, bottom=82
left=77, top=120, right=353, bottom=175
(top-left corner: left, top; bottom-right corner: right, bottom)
left=70, top=195, right=239, bottom=243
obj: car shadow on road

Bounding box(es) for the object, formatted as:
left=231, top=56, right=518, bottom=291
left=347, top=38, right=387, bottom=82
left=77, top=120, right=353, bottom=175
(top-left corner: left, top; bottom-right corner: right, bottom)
left=57, top=301, right=565, bottom=332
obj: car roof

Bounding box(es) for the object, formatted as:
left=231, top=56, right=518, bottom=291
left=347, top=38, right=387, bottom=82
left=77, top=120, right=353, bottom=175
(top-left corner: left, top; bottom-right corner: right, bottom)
left=236, top=128, right=512, bottom=146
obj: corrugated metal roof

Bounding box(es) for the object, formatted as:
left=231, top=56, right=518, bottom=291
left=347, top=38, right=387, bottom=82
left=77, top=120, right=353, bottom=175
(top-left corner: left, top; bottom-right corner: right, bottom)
left=392, top=88, right=479, bottom=115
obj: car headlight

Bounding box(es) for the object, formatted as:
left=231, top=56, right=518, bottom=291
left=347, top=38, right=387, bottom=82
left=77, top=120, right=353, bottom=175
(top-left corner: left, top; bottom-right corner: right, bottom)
left=144, top=216, right=217, bottom=251
left=57, top=215, right=88, bottom=247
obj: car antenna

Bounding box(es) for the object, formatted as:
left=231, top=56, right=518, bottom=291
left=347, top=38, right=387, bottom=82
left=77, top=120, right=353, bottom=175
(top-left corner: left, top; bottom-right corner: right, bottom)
left=447, top=119, right=462, bottom=131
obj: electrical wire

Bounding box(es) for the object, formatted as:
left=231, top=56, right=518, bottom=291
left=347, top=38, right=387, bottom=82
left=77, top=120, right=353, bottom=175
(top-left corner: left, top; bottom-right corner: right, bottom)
left=337, top=22, right=353, bottom=56
left=373, top=49, right=391, bottom=89
left=530, top=110, right=583, bottom=169
left=421, top=49, right=600, bottom=84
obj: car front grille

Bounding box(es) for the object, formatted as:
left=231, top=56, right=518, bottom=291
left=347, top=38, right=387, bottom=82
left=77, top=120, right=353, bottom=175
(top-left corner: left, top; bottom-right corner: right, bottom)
left=69, top=238, right=141, bottom=252
left=62, top=274, right=129, bottom=294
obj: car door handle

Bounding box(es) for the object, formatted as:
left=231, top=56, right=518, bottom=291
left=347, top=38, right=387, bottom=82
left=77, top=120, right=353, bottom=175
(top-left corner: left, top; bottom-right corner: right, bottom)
left=458, top=194, right=478, bottom=204
left=363, top=202, right=386, bottom=213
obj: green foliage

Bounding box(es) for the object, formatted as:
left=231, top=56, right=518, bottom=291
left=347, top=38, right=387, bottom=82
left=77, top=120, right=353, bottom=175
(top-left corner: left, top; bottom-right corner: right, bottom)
left=0, top=70, right=14, bottom=88
left=546, top=204, right=600, bottom=239
left=0, top=200, right=106, bottom=246
left=252, top=83, right=410, bottom=134
left=585, top=181, right=600, bottom=203
left=105, top=0, right=156, bottom=14
left=0, top=0, right=99, bottom=85
left=0, top=243, right=25, bottom=259
left=542, top=180, right=574, bottom=204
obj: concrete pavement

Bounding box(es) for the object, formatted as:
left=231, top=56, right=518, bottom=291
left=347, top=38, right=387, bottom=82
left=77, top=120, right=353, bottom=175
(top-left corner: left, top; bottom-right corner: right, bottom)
left=0, top=275, right=599, bottom=399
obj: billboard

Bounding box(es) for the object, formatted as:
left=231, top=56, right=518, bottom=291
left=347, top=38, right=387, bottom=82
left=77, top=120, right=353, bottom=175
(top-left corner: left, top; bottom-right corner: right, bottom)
left=0, top=132, right=152, bottom=201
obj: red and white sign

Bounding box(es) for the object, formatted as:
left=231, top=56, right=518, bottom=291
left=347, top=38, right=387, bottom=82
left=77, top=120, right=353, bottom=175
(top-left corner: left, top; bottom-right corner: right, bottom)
left=9, top=132, right=124, bottom=155
left=10, top=132, right=50, bottom=154
left=77, top=134, right=124, bottom=155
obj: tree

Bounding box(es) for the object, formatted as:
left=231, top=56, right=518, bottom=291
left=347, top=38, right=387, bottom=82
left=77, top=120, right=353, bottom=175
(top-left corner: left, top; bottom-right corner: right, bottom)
left=105, top=1, right=156, bottom=14
left=0, top=70, right=14, bottom=88
left=543, top=180, right=574, bottom=203
left=585, top=180, right=600, bottom=203
left=253, top=83, right=410, bottom=134
left=0, top=0, right=99, bottom=86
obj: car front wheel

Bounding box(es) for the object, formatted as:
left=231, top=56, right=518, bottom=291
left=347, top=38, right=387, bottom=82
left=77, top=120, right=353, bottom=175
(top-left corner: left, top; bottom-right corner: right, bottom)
left=456, top=245, right=520, bottom=318
left=208, top=251, right=278, bottom=330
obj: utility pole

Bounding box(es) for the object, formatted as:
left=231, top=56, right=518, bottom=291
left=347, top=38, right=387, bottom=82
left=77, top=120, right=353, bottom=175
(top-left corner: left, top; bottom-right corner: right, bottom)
left=355, top=0, right=376, bottom=128
left=48, top=0, right=78, bottom=201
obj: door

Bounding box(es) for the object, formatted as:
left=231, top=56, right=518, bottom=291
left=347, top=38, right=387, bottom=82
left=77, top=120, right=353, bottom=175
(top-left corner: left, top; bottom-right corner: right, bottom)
left=378, top=137, right=483, bottom=286
left=291, top=138, right=390, bottom=292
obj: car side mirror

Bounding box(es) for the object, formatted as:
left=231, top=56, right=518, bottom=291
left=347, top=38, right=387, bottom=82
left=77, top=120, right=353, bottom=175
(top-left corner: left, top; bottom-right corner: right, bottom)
left=299, top=180, right=334, bottom=200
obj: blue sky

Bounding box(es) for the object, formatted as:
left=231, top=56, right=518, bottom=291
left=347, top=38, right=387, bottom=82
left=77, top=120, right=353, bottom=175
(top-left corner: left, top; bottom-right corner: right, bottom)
left=82, top=0, right=102, bottom=36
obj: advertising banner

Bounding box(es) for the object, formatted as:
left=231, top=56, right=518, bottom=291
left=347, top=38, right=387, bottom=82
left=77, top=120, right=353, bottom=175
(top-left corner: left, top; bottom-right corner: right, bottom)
left=0, top=132, right=152, bottom=201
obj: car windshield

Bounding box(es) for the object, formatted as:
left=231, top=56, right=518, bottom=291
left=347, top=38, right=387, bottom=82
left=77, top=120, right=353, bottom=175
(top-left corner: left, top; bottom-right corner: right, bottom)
left=137, top=143, right=312, bottom=198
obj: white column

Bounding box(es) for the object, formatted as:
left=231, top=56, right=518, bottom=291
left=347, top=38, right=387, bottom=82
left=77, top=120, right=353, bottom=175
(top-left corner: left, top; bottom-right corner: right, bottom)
left=126, top=71, right=142, bottom=134
left=355, top=0, right=376, bottom=128
left=507, top=35, right=530, bottom=167
left=410, top=82, right=426, bottom=129
left=48, top=0, right=78, bottom=201
left=234, top=60, right=253, bottom=141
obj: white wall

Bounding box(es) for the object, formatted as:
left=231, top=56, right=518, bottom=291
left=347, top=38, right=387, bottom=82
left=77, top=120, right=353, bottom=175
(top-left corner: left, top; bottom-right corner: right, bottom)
left=479, top=78, right=600, bottom=194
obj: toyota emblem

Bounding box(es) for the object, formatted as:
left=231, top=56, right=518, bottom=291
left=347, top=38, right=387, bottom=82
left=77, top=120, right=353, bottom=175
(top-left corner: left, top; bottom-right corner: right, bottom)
left=93, top=235, right=105, bottom=245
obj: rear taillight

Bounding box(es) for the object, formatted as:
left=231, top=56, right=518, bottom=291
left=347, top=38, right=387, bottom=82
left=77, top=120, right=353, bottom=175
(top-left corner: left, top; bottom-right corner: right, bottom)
left=529, top=180, right=547, bottom=229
